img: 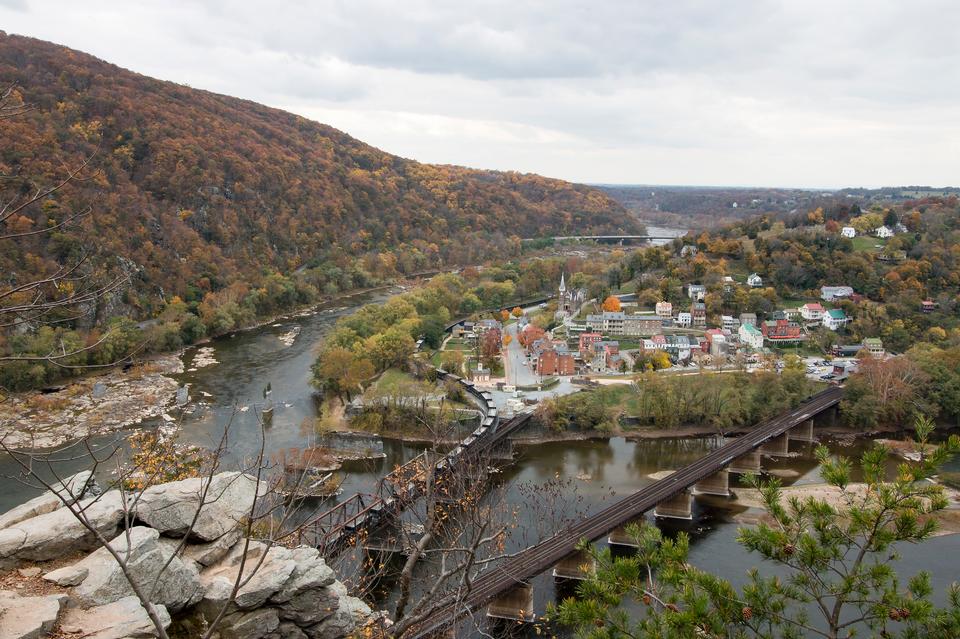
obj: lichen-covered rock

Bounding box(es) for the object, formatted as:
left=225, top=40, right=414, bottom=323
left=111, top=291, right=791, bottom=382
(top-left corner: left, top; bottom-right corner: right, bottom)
left=0, top=491, right=125, bottom=568
left=135, top=472, right=260, bottom=541
left=159, top=527, right=242, bottom=568
left=42, top=562, right=88, bottom=586
left=220, top=607, right=280, bottom=639
left=303, top=584, right=374, bottom=639
left=269, top=547, right=335, bottom=604
left=266, top=622, right=308, bottom=639
left=200, top=542, right=296, bottom=612
left=0, top=589, right=67, bottom=639
left=70, top=526, right=202, bottom=612
left=0, top=471, right=98, bottom=531
left=59, top=596, right=171, bottom=639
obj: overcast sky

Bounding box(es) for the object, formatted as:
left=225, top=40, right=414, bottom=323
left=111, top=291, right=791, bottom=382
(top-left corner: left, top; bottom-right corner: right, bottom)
left=3, top=1, right=958, bottom=188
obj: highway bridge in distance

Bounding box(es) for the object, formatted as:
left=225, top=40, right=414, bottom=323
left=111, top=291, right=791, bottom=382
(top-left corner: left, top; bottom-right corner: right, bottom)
left=407, top=385, right=844, bottom=638
left=521, top=234, right=683, bottom=244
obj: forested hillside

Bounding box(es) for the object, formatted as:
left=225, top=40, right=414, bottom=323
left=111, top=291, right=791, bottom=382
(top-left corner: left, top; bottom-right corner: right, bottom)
left=0, top=32, right=638, bottom=389
left=0, top=32, right=636, bottom=318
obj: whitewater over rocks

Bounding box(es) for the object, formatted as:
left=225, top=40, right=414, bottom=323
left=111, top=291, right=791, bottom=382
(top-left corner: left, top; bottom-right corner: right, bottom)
left=0, top=472, right=382, bottom=639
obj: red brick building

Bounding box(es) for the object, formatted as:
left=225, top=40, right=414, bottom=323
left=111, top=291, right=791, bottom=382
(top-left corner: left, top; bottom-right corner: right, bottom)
left=536, top=349, right=575, bottom=376
left=578, top=332, right=602, bottom=357
left=761, top=319, right=804, bottom=343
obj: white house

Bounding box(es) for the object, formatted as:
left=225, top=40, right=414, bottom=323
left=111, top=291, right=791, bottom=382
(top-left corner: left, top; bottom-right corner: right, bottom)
left=676, top=312, right=692, bottom=327
left=687, top=284, right=706, bottom=300
left=876, top=225, right=894, bottom=239
left=721, top=315, right=739, bottom=331
left=821, top=286, right=855, bottom=302
left=739, top=323, right=764, bottom=349
left=822, top=309, right=848, bottom=331
left=747, top=273, right=763, bottom=287
left=800, top=303, right=826, bottom=321
left=655, top=301, right=672, bottom=318
left=841, top=227, right=856, bottom=238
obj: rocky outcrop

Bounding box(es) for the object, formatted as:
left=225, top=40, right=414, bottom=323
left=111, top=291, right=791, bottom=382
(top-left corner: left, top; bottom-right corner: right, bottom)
left=0, top=490, right=125, bottom=569
left=0, top=472, right=379, bottom=639
left=60, top=595, right=171, bottom=639
left=0, top=590, right=67, bottom=639
left=135, top=472, right=261, bottom=541
left=0, top=471, right=98, bottom=531
left=68, top=527, right=203, bottom=612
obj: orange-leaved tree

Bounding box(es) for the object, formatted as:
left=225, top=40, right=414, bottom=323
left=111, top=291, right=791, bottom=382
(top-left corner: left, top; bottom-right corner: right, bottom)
left=602, top=295, right=622, bottom=312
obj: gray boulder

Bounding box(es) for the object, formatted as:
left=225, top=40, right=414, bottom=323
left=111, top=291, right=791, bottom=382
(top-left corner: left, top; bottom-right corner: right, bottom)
left=42, top=563, right=88, bottom=586
left=267, top=622, right=308, bottom=639
left=0, top=589, right=67, bottom=639
left=135, top=472, right=260, bottom=541
left=269, top=547, right=335, bottom=603
left=304, top=584, right=374, bottom=639
left=0, top=491, right=125, bottom=568
left=158, top=527, right=242, bottom=568
left=70, top=526, right=202, bottom=612
left=220, top=608, right=280, bottom=639
left=59, top=596, right=170, bottom=639
left=0, top=471, right=98, bottom=531
left=200, top=542, right=297, bottom=612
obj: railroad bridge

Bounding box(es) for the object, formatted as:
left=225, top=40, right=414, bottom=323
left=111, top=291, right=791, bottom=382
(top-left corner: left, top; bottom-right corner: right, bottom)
left=408, top=385, right=843, bottom=637
left=294, top=368, right=533, bottom=558
left=521, top=234, right=681, bottom=246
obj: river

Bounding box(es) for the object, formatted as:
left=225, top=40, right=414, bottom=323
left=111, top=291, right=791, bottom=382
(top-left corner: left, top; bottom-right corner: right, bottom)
left=3, top=285, right=960, bottom=636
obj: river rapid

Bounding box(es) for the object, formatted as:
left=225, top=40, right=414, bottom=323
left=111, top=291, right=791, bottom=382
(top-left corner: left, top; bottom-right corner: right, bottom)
left=3, top=279, right=960, bottom=636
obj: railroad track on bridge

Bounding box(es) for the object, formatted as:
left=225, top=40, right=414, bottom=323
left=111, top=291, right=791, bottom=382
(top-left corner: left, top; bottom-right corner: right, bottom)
left=407, top=385, right=844, bottom=637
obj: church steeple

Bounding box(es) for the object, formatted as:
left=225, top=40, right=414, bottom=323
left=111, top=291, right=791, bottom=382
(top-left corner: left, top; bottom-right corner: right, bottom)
left=559, top=272, right=566, bottom=293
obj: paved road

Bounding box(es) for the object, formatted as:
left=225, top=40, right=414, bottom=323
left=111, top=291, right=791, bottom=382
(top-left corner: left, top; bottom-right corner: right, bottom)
left=503, top=321, right=538, bottom=387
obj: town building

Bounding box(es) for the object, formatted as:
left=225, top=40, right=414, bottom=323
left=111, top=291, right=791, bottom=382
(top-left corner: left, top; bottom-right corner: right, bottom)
left=676, top=312, right=692, bottom=327
left=739, top=323, right=765, bottom=349
left=578, top=332, right=602, bottom=357
left=556, top=273, right=586, bottom=319
left=862, top=337, right=885, bottom=357
left=680, top=245, right=698, bottom=258
left=721, top=315, right=740, bottom=331
left=691, top=301, right=707, bottom=327
left=739, top=312, right=757, bottom=327
left=585, top=312, right=664, bottom=337
left=687, top=284, right=706, bottom=300
left=875, top=225, right=894, bottom=239
left=841, top=226, right=856, bottom=238
left=747, top=273, right=763, bottom=287
left=821, top=286, right=855, bottom=302
left=800, top=303, right=826, bottom=321
left=655, top=301, right=673, bottom=318
left=920, top=300, right=937, bottom=313
left=761, top=319, right=804, bottom=344
left=822, top=309, right=848, bottom=331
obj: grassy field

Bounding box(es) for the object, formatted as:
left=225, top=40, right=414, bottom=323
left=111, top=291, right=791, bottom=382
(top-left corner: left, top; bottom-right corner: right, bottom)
left=852, top=236, right=885, bottom=253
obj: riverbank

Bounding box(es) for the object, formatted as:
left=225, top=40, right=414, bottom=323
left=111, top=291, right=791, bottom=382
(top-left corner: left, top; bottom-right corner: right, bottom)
left=730, top=482, right=960, bottom=536
left=0, top=355, right=183, bottom=450
left=0, top=284, right=404, bottom=452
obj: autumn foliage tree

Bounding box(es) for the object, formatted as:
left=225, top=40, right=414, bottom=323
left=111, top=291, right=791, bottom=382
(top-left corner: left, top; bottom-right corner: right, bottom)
left=601, top=295, right=622, bottom=312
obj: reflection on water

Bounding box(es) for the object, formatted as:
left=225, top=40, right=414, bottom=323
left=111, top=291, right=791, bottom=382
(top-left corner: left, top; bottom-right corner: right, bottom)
left=3, top=284, right=960, bottom=637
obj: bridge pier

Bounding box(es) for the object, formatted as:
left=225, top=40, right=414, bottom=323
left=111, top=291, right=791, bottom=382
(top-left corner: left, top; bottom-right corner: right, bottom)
left=488, top=439, right=514, bottom=462
left=654, top=491, right=693, bottom=520
left=487, top=582, right=535, bottom=623
left=608, top=517, right=647, bottom=547
left=693, top=470, right=730, bottom=497
left=789, top=419, right=816, bottom=442
left=760, top=433, right=790, bottom=457
left=553, top=548, right=596, bottom=581
left=727, top=449, right=762, bottom=474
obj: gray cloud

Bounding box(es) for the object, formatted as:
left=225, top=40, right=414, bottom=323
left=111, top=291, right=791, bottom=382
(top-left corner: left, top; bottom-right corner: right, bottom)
left=1, top=0, right=958, bottom=187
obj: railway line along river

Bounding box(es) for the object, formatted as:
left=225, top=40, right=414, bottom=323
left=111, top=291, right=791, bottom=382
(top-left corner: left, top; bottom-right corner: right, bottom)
left=2, top=277, right=960, bottom=636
